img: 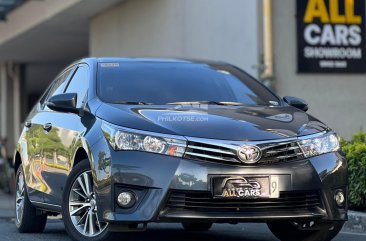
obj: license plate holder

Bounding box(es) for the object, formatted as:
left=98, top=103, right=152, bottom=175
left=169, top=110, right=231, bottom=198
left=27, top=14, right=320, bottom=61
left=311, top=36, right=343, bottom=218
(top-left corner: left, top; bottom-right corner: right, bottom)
left=211, top=175, right=279, bottom=199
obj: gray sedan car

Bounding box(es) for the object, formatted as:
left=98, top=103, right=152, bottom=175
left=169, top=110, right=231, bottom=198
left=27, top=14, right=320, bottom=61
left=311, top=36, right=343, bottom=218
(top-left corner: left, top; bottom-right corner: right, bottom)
left=14, top=58, right=347, bottom=241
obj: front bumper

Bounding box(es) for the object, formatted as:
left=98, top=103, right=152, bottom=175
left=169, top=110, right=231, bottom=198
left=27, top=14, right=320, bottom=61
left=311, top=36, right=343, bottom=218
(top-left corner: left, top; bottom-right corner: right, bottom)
left=90, top=138, right=348, bottom=224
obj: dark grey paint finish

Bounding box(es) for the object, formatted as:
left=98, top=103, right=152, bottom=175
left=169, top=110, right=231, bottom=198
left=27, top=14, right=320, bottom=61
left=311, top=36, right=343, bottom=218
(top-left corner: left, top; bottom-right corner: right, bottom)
left=14, top=57, right=347, bottom=226
left=96, top=104, right=328, bottom=141
left=94, top=140, right=347, bottom=222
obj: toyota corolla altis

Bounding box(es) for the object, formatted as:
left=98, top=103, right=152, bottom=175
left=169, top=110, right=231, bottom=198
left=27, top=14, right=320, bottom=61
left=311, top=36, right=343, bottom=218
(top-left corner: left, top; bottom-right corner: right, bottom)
left=14, top=58, right=347, bottom=241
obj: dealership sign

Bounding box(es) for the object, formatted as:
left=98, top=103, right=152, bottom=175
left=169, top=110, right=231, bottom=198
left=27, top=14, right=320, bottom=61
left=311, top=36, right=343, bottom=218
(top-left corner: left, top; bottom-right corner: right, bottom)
left=297, top=0, right=366, bottom=73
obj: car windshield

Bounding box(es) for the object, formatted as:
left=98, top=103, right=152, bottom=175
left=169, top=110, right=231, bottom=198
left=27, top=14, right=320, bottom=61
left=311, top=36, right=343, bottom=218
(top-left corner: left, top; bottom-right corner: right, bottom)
left=97, top=62, right=280, bottom=106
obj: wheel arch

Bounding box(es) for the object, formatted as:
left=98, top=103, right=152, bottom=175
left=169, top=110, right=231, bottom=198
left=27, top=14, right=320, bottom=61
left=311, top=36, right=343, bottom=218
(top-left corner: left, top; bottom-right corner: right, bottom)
left=71, top=137, right=99, bottom=173
left=71, top=136, right=107, bottom=187
left=72, top=147, right=89, bottom=168
left=14, top=150, right=22, bottom=173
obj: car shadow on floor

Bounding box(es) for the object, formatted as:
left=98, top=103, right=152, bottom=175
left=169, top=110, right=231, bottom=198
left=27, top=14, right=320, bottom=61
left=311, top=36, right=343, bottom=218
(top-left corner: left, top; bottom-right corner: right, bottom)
left=31, top=221, right=277, bottom=241
left=108, top=223, right=276, bottom=241
left=115, top=230, right=274, bottom=241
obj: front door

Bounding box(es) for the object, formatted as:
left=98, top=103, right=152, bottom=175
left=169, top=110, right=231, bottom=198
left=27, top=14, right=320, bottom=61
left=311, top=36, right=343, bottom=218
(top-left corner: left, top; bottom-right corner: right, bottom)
left=40, top=64, right=90, bottom=206
left=26, top=66, right=76, bottom=203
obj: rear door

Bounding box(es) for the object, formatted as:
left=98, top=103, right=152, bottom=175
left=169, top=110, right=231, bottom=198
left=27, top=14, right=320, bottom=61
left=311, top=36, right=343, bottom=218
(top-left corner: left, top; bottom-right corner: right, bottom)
left=41, top=64, right=90, bottom=206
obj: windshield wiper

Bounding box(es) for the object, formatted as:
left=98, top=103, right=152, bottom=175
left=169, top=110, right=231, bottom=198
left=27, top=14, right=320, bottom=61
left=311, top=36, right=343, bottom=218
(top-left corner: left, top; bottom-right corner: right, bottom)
left=166, top=101, right=245, bottom=106
left=111, top=101, right=151, bottom=105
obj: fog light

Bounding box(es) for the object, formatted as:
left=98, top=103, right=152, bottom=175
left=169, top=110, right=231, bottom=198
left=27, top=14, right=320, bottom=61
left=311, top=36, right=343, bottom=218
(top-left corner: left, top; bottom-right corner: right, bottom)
left=117, top=191, right=136, bottom=208
left=334, top=190, right=345, bottom=207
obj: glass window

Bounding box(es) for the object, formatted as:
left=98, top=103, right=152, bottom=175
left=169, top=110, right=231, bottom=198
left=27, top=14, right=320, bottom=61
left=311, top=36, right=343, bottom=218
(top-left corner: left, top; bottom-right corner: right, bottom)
left=41, top=67, right=74, bottom=109
left=97, top=62, right=280, bottom=106
left=64, top=65, right=89, bottom=108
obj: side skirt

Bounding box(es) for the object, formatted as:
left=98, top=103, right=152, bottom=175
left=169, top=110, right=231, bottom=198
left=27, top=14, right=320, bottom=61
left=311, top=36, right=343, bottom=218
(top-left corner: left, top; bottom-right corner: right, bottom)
left=30, top=200, right=62, bottom=213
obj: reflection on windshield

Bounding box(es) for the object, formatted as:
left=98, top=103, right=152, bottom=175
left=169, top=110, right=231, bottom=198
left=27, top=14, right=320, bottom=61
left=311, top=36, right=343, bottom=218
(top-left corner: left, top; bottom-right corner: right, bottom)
left=98, top=62, right=280, bottom=106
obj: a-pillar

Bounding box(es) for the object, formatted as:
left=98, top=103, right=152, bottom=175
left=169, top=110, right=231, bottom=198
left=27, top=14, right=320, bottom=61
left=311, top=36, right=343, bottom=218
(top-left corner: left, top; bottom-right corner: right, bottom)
left=0, top=63, right=7, bottom=141
left=12, top=64, right=21, bottom=143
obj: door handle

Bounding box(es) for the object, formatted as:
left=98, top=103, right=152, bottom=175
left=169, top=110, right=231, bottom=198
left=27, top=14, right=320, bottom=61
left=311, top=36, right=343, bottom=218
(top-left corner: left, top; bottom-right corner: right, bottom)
left=43, top=123, right=52, bottom=132
left=25, top=121, right=32, bottom=128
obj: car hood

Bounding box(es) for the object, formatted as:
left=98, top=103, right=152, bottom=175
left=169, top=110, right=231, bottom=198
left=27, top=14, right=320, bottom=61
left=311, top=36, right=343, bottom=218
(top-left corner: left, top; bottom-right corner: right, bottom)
left=96, top=104, right=329, bottom=141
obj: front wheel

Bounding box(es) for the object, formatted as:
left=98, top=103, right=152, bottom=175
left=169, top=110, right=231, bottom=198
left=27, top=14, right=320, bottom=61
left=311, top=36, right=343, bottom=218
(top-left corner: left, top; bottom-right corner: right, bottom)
left=267, top=221, right=344, bottom=241
left=62, top=159, right=112, bottom=241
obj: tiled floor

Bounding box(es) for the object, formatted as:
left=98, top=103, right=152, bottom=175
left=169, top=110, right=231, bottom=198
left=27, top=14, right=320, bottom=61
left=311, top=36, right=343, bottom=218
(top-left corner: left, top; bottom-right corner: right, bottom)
left=0, top=190, right=14, bottom=218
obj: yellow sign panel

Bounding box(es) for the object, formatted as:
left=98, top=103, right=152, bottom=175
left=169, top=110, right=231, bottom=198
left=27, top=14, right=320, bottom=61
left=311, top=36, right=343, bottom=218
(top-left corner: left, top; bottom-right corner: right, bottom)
left=304, top=0, right=361, bottom=24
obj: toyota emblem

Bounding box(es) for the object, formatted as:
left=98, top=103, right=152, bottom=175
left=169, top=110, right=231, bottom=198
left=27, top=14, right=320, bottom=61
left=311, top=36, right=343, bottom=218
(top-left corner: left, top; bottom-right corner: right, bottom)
left=237, top=145, right=262, bottom=164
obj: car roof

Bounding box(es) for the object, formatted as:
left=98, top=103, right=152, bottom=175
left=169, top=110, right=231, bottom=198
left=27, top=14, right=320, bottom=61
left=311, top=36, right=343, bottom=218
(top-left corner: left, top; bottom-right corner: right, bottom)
left=81, top=57, right=230, bottom=66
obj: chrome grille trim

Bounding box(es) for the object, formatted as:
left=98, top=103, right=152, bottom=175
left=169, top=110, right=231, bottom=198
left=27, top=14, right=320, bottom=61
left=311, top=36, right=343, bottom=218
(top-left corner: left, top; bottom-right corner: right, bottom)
left=184, top=151, right=241, bottom=163
left=274, top=152, right=303, bottom=160
left=183, top=136, right=306, bottom=165
left=265, top=146, right=300, bottom=153
left=187, top=145, right=236, bottom=156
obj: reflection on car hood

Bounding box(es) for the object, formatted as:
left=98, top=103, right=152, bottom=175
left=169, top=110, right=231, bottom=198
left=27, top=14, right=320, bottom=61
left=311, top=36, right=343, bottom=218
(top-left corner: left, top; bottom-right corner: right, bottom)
left=96, top=104, right=329, bottom=141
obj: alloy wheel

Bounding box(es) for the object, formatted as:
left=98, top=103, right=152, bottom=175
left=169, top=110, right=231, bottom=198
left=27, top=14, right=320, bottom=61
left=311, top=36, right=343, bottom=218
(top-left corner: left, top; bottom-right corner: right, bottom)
left=15, top=171, right=25, bottom=224
left=68, top=170, right=108, bottom=237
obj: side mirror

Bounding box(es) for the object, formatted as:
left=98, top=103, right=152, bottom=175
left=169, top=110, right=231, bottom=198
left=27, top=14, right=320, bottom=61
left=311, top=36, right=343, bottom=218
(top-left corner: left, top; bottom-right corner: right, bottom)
left=283, top=96, right=309, bottom=112
left=46, top=93, right=79, bottom=114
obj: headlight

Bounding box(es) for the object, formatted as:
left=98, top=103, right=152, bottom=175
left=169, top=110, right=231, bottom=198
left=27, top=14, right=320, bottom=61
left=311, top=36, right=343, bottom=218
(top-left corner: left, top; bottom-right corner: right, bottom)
left=101, top=122, right=187, bottom=157
left=298, top=133, right=340, bottom=158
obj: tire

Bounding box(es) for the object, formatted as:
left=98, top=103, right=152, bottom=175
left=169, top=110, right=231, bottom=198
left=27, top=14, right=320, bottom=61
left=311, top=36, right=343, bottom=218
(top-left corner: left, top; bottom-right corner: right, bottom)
left=4, top=162, right=14, bottom=194
left=0, top=162, right=7, bottom=191
left=267, top=221, right=345, bottom=241
left=62, top=159, right=113, bottom=241
left=182, top=222, right=213, bottom=231
left=15, top=164, right=47, bottom=233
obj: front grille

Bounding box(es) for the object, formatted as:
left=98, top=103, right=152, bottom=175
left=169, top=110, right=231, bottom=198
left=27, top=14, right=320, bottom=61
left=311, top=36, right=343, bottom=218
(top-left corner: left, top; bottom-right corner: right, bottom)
left=184, top=140, right=305, bottom=165
left=165, top=190, right=321, bottom=213
left=257, top=142, right=304, bottom=164
left=184, top=142, right=240, bottom=164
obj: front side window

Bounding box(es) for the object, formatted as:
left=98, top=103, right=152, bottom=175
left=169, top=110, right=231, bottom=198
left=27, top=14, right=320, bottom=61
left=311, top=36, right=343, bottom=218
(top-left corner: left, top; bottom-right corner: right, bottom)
left=97, top=62, right=279, bottom=106
left=64, top=65, right=89, bottom=108
left=41, top=67, right=74, bottom=109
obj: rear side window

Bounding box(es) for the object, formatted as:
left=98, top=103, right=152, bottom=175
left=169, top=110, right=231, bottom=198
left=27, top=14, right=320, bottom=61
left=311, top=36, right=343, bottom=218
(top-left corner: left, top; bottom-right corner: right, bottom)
left=64, top=65, right=89, bottom=108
